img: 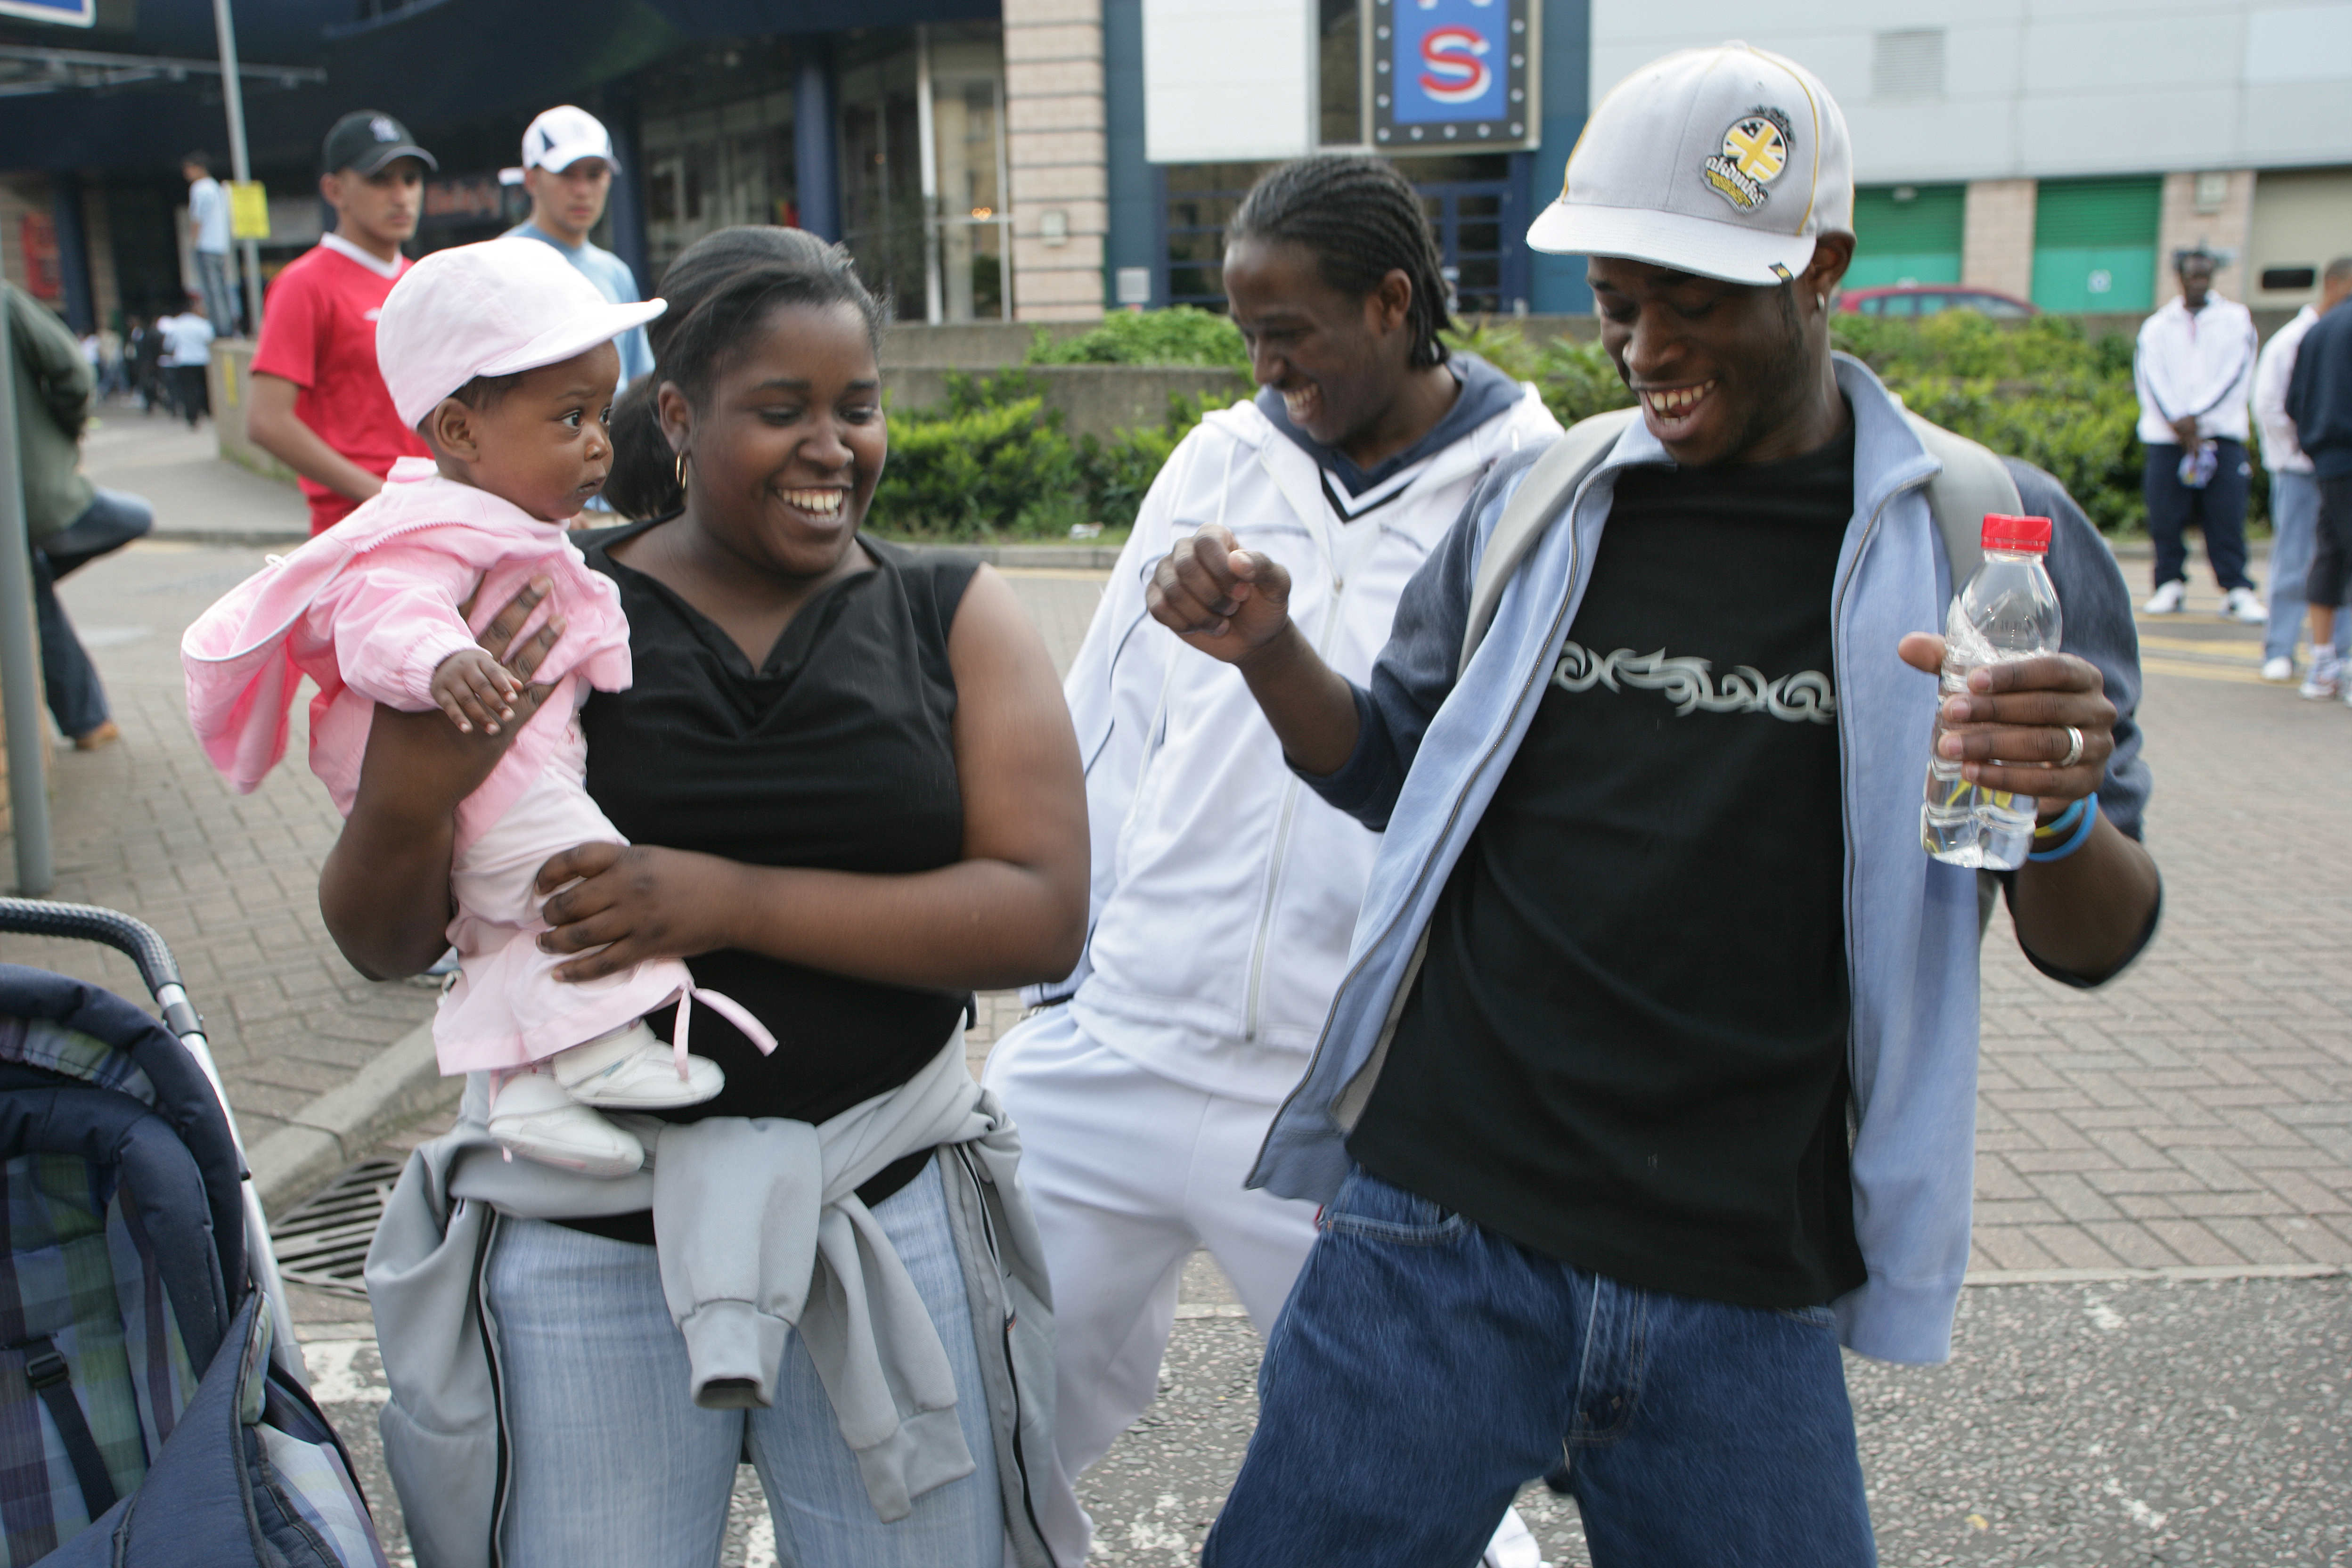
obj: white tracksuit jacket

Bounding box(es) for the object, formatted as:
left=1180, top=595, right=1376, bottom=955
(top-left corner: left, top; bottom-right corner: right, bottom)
left=1029, top=381, right=1562, bottom=1105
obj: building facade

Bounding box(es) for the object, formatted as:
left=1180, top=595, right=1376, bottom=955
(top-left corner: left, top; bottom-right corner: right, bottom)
left=7, top=1, right=2341, bottom=334
left=1594, top=1, right=2352, bottom=315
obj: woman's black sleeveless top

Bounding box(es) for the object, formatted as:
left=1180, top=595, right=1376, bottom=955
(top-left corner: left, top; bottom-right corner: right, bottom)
left=577, top=524, right=979, bottom=1127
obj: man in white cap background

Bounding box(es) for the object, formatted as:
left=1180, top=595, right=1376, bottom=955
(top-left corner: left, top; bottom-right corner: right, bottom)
left=1146, top=43, right=2165, bottom=1565
left=504, top=106, right=654, bottom=392
left=247, top=109, right=437, bottom=534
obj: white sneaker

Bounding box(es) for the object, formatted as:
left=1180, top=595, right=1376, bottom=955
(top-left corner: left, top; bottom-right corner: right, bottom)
left=551, top=1021, right=726, bottom=1110
left=2142, top=580, right=2186, bottom=614
left=2220, top=587, right=2268, bottom=624
left=487, top=1072, right=644, bottom=1176
left=1483, top=1507, right=1545, bottom=1568
left=2261, top=656, right=2295, bottom=682
left=2301, top=656, right=2343, bottom=701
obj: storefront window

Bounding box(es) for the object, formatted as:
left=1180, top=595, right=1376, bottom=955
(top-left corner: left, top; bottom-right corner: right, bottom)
left=838, top=35, right=928, bottom=319
left=627, top=27, right=1008, bottom=320
left=1161, top=154, right=1511, bottom=314
left=928, top=30, right=1011, bottom=322
left=836, top=23, right=1010, bottom=322
left=1320, top=0, right=1362, bottom=147
left=641, top=79, right=798, bottom=281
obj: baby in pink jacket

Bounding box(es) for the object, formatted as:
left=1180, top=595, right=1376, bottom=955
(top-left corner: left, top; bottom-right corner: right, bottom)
left=184, top=238, right=769, bottom=1176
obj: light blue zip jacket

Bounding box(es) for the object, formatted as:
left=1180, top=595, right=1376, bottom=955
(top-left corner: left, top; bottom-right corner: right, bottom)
left=1249, top=355, right=2154, bottom=1365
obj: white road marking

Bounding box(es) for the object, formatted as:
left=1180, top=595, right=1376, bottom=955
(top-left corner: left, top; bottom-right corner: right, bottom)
left=300, top=1338, right=388, bottom=1405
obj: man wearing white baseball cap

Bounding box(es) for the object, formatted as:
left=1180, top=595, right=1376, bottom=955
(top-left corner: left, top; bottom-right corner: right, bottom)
left=1146, top=44, right=2163, bottom=1565
left=504, top=105, right=653, bottom=390
left=184, top=237, right=713, bottom=1178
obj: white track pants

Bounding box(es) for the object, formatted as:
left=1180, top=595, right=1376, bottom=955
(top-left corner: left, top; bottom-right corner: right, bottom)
left=983, top=1009, right=1544, bottom=1568
left=983, top=1007, right=1321, bottom=1480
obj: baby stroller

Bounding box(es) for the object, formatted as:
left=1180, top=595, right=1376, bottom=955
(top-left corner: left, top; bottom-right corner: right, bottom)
left=0, top=898, right=387, bottom=1566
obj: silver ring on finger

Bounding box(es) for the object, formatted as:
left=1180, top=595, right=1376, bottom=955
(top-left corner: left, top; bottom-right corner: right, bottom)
left=2058, top=726, right=2084, bottom=769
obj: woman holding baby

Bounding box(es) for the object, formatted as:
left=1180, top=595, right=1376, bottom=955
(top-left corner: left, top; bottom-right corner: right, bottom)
left=329, top=228, right=1086, bottom=1567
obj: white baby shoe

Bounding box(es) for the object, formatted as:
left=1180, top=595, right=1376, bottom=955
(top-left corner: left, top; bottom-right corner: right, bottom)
left=552, top=1021, right=726, bottom=1110
left=487, top=1071, right=644, bottom=1177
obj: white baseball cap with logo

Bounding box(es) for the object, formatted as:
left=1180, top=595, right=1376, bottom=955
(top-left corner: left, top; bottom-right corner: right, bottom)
left=1527, top=42, right=1854, bottom=286
left=522, top=105, right=619, bottom=174
left=376, top=238, right=665, bottom=429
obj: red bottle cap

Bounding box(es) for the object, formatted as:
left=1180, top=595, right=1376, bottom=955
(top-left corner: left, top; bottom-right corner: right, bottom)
left=1980, top=513, right=2051, bottom=554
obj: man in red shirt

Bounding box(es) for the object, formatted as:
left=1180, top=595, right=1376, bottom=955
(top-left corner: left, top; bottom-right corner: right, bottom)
left=247, top=111, right=438, bottom=533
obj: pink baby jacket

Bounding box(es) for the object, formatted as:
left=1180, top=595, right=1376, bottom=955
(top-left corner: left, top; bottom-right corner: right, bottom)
left=181, top=457, right=633, bottom=852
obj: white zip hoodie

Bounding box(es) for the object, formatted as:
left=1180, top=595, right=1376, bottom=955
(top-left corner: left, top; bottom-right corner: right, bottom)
left=1030, top=372, right=1561, bottom=1104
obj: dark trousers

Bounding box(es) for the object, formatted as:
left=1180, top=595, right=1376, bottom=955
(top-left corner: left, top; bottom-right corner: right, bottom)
left=33, top=489, right=155, bottom=738
left=168, top=364, right=210, bottom=426
left=2143, top=439, right=2253, bottom=591
left=2311, top=474, right=2352, bottom=612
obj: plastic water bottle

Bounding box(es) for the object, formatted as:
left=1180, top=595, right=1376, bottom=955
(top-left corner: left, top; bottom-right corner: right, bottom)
left=1921, top=513, right=2063, bottom=870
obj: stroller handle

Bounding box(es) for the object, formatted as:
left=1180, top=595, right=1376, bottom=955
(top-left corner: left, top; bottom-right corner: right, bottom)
left=0, top=897, right=310, bottom=1388
left=0, top=899, right=200, bottom=1038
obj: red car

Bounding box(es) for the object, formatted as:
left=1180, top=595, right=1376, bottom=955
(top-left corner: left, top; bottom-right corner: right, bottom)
left=1838, top=286, right=2038, bottom=319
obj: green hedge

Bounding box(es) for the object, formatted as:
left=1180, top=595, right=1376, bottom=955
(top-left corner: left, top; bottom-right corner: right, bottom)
left=1026, top=306, right=1251, bottom=373
left=872, top=309, right=2181, bottom=541
left=1459, top=310, right=2184, bottom=535
left=874, top=369, right=1249, bottom=540
left=1828, top=313, right=2161, bottom=536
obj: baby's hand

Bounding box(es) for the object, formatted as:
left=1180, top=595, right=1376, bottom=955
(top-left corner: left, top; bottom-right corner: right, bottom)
left=430, top=648, right=520, bottom=735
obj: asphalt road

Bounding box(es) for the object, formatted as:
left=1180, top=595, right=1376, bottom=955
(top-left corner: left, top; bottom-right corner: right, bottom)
left=297, top=1272, right=2347, bottom=1566
left=1051, top=1276, right=2350, bottom=1568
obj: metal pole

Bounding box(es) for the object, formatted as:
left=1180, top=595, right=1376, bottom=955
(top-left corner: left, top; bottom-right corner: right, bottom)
left=916, top=24, right=942, bottom=325
left=212, top=0, right=265, bottom=335
left=0, top=302, right=55, bottom=896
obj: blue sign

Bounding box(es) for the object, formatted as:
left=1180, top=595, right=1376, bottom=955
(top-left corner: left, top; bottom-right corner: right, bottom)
left=1370, top=0, right=1536, bottom=154
left=1393, top=0, right=1504, bottom=124
left=0, top=0, right=95, bottom=24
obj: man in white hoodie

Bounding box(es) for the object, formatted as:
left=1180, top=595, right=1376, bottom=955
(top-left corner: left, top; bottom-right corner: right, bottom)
left=2134, top=248, right=2264, bottom=622
left=982, top=155, right=1560, bottom=1566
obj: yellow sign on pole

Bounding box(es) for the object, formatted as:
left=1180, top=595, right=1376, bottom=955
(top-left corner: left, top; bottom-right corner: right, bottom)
left=229, top=181, right=270, bottom=241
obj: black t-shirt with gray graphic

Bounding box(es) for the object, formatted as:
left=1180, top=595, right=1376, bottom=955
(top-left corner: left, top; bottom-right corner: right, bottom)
left=1348, top=421, right=1868, bottom=1309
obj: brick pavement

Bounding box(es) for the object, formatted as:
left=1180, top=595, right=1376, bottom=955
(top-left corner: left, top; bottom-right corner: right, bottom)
left=1969, top=583, right=2352, bottom=1274
left=11, top=418, right=2350, bottom=1276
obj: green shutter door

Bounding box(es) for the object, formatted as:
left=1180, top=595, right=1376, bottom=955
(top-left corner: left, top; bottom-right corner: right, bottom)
left=1846, top=184, right=1965, bottom=290
left=2032, top=176, right=2162, bottom=312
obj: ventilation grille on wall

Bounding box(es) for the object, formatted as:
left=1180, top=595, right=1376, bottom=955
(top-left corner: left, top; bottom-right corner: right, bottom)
left=1873, top=29, right=1947, bottom=100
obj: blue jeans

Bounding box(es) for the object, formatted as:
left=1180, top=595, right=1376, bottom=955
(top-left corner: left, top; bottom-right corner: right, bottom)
left=480, top=1159, right=1003, bottom=1568
left=33, top=488, right=153, bottom=739
left=2264, top=470, right=2352, bottom=663
left=195, top=249, right=237, bottom=337
left=2143, top=440, right=2254, bottom=591
left=1201, top=1166, right=1875, bottom=1568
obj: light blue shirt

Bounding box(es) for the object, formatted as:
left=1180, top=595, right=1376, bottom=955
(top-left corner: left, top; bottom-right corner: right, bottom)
left=188, top=178, right=231, bottom=255
left=506, top=221, right=654, bottom=389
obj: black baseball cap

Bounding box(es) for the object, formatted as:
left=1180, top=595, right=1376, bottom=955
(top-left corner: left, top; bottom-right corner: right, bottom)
left=321, top=110, right=438, bottom=177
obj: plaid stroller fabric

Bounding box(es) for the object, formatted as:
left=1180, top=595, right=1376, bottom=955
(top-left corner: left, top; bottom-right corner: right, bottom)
left=0, top=965, right=386, bottom=1566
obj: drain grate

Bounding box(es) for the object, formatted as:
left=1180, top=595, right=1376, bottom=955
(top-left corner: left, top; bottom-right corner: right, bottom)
left=270, top=1158, right=402, bottom=1298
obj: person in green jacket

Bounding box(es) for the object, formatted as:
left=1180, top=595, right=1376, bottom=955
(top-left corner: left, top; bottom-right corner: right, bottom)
left=7, top=281, right=153, bottom=749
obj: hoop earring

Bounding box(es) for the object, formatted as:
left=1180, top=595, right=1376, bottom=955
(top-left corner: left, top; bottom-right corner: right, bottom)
left=674, top=450, right=688, bottom=496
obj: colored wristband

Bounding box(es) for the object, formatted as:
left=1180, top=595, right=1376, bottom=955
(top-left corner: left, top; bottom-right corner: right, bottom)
left=2027, top=793, right=2099, bottom=863
left=2032, top=796, right=2087, bottom=841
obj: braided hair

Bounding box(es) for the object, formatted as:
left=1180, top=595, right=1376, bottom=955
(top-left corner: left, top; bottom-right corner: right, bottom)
left=602, top=226, right=888, bottom=519
left=1226, top=155, right=1455, bottom=370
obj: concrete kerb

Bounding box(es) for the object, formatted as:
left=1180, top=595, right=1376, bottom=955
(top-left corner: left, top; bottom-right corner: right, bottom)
left=247, top=1020, right=458, bottom=1217
left=145, top=520, right=1123, bottom=570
